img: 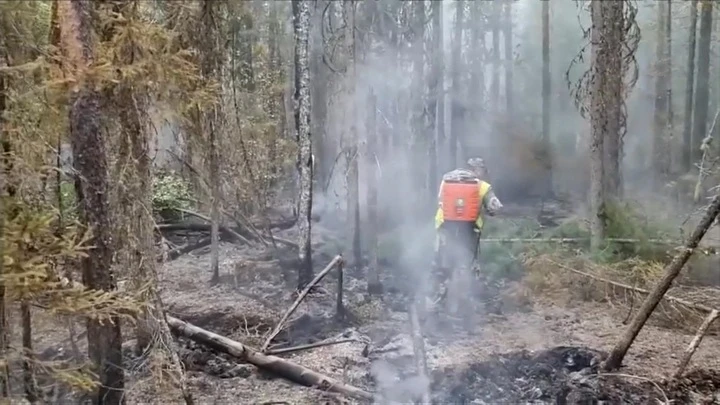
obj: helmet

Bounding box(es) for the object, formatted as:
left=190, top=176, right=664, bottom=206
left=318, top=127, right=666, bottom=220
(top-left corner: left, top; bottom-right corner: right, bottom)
left=467, top=157, right=485, bottom=170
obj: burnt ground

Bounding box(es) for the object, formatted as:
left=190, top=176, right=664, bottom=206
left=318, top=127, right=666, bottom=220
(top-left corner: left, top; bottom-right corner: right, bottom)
left=149, top=223, right=720, bottom=405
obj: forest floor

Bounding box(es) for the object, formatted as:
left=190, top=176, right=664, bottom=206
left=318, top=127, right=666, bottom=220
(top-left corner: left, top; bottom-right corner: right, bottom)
left=153, top=229, right=720, bottom=405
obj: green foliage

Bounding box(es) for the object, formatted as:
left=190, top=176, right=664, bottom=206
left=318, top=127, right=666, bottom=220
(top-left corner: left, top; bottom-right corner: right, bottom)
left=152, top=172, right=193, bottom=218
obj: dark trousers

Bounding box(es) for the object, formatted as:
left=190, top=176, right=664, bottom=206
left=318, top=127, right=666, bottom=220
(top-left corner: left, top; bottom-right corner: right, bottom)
left=435, top=221, right=480, bottom=271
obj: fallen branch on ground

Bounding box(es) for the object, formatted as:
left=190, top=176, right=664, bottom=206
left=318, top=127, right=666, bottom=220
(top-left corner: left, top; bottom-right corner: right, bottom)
left=261, top=255, right=344, bottom=353
left=160, top=237, right=212, bottom=262
left=265, top=338, right=357, bottom=356
left=175, top=208, right=252, bottom=245
left=602, top=192, right=720, bottom=371
left=543, top=258, right=716, bottom=314
left=481, top=237, right=679, bottom=245
left=158, top=221, right=298, bottom=249
left=166, top=316, right=373, bottom=401
left=674, top=309, right=720, bottom=378
left=409, top=301, right=431, bottom=404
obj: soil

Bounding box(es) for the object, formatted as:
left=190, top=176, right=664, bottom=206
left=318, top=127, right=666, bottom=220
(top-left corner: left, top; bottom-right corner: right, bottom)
left=146, top=226, right=720, bottom=405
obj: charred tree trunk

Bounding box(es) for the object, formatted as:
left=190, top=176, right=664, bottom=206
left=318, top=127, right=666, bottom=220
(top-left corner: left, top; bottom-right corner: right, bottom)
left=343, top=0, right=362, bottom=272
left=366, top=89, right=381, bottom=294
left=682, top=0, right=698, bottom=173
left=589, top=0, right=623, bottom=250
left=652, top=0, right=671, bottom=184
left=58, top=1, right=124, bottom=402
left=503, top=0, right=513, bottom=113
left=691, top=1, right=713, bottom=164
left=602, top=192, right=720, bottom=371
left=429, top=0, right=444, bottom=189
left=21, top=303, right=38, bottom=403
left=449, top=0, right=463, bottom=169
left=541, top=0, right=552, bottom=196
left=468, top=2, right=484, bottom=123
left=293, top=0, right=314, bottom=289
left=412, top=0, right=427, bottom=200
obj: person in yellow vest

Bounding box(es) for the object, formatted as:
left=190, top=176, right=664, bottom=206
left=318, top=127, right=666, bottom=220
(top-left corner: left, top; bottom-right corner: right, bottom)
left=432, top=157, right=503, bottom=312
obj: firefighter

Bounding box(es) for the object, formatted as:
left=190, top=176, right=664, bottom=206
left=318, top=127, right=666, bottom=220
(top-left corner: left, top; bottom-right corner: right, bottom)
left=432, top=157, right=503, bottom=313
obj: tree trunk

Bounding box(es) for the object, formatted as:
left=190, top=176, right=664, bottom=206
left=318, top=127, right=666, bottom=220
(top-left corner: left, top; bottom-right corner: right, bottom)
left=58, top=1, right=125, bottom=402
left=198, top=0, right=224, bottom=285
left=602, top=192, right=720, bottom=371
left=428, top=0, right=443, bottom=199
left=21, top=303, right=38, bottom=403
left=449, top=0, right=463, bottom=169
left=541, top=0, right=552, bottom=196
left=412, top=0, right=427, bottom=202
left=682, top=0, right=698, bottom=173
left=366, top=89, right=381, bottom=294
left=652, top=0, right=670, bottom=184
left=0, top=41, right=9, bottom=399
left=343, top=0, right=362, bottom=272
left=503, top=0, right=513, bottom=113
left=665, top=0, right=674, bottom=174
left=491, top=1, right=500, bottom=112
left=293, top=0, right=314, bottom=289
left=674, top=309, right=719, bottom=378
left=589, top=0, right=623, bottom=250
left=691, top=1, right=713, bottom=164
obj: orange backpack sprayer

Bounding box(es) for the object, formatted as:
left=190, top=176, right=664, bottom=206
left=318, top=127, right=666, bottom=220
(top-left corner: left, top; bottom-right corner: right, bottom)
left=440, top=178, right=482, bottom=222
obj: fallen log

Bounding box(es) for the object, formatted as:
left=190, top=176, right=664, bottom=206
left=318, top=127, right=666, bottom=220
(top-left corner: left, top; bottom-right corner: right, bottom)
left=261, top=255, right=344, bottom=352
left=158, top=222, right=298, bottom=249
left=265, top=338, right=357, bottom=356
left=480, top=237, right=678, bottom=245
left=166, top=316, right=373, bottom=401
left=175, top=208, right=251, bottom=245
left=674, top=309, right=720, bottom=378
left=602, top=192, right=720, bottom=371
left=160, top=237, right=212, bottom=262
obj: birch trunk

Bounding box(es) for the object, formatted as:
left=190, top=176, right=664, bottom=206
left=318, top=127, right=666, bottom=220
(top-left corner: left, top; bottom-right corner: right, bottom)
left=293, top=0, right=314, bottom=289
left=58, top=1, right=124, bottom=401
left=652, top=0, right=670, bottom=184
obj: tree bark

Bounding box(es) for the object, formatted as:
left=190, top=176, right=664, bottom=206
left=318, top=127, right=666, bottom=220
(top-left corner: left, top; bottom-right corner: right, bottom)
left=166, top=315, right=373, bottom=401
left=491, top=1, right=501, bottom=112
left=602, top=192, right=720, bottom=371
left=0, top=37, right=9, bottom=399
left=366, top=90, right=381, bottom=294
left=293, top=0, right=314, bottom=289
left=503, top=0, right=513, bottom=113
left=542, top=0, right=552, bottom=196
left=428, top=0, right=443, bottom=198
left=682, top=0, right=698, bottom=173
left=449, top=0, right=463, bottom=169
left=58, top=1, right=125, bottom=402
left=652, top=0, right=670, bottom=183
left=21, top=303, right=38, bottom=403
left=691, top=1, right=713, bottom=164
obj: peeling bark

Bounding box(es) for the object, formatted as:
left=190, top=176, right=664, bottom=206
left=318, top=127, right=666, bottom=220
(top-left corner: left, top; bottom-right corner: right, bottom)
left=691, top=1, right=713, bottom=165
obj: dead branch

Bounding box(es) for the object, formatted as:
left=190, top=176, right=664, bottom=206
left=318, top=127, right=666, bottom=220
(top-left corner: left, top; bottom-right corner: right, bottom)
left=265, top=338, right=357, bottom=356
left=674, top=309, right=720, bottom=378
left=161, top=237, right=212, bottom=262
left=261, top=255, right=344, bottom=353
left=544, top=258, right=716, bottom=314
left=175, top=208, right=252, bottom=245
left=481, top=237, right=677, bottom=244
left=409, top=301, right=431, bottom=404
left=166, top=316, right=373, bottom=400
left=336, top=258, right=345, bottom=321
left=602, top=192, right=720, bottom=371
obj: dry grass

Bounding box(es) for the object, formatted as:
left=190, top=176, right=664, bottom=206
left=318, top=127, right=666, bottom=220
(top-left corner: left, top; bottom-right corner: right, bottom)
left=522, top=252, right=720, bottom=334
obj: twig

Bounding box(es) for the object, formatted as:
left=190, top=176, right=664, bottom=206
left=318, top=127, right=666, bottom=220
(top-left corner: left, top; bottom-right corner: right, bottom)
left=543, top=257, right=716, bottom=314
left=261, top=255, right=344, bottom=353
left=481, top=237, right=678, bottom=244
left=265, top=338, right=357, bottom=356
left=673, top=309, right=720, bottom=378
left=336, top=258, right=344, bottom=320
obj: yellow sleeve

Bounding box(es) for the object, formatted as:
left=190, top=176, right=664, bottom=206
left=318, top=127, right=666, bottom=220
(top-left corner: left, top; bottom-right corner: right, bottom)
left=435, top=180, right=445, bottom=229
